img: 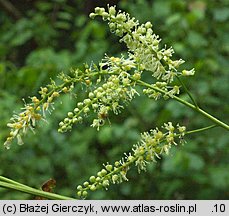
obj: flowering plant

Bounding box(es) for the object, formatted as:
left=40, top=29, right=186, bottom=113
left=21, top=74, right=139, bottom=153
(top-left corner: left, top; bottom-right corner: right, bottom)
left=1, top=5, right=228, bottom=199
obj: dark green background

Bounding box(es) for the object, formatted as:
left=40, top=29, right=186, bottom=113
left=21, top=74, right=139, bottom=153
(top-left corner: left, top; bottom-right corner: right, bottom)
left=0, top=0, right=229, bottom=199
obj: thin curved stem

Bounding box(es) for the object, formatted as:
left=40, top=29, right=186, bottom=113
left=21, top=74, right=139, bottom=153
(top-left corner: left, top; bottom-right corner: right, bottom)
left=185, top=124, right=217, bottom=135
left=176, top=75, right=199, bottom=108
left=136, top=79, right=229, bottom=131
left=0, top=179, right=75, bottom=200
left=79, top=123, right=217, bottom=195
left=0, top=176, right=75, bottom=200
left=0, top=124, right=217, bottom=198
left=0, top=176, right=33, bottom=190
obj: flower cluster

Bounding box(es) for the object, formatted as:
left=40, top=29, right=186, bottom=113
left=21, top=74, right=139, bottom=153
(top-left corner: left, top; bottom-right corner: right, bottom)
left=4, top=105, right=42, bottom=149
left=3, top=78, right=73, bottom=149
left=58, top=56, right=139, bottom=132
left=91, top=6, right=195, bottom=82
left=76, top=122, right=186, bottom=198
left=90, top=5, right=195, bottom=100
left=4, top=5, right=197, bottom=148
left=143, top=82, right=180, bottom=100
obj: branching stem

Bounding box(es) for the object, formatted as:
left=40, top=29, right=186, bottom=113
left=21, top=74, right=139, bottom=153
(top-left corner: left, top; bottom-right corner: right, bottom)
left=0, top=124, right=217, bottom=199
left=136, top=79, right=229, bottom=131
left=176, top=75, right=199, bottom=108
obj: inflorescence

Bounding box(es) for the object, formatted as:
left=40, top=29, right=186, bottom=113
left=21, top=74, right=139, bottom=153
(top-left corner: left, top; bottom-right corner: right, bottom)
left=90, top=5, right=195, bottom=98
left=76, top=122, right=186, bottom=198
left=4, top=4, right=196, bottom=198
left=4, top=5, right=195, bottom=149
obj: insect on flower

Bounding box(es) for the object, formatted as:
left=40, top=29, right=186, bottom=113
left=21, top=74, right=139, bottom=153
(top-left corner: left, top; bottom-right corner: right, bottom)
left=98, top=106, right=110, bottom=126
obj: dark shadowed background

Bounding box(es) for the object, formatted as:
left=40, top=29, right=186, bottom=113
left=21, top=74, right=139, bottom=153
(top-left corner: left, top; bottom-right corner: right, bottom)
left=0, top=0, right=229, bottom=199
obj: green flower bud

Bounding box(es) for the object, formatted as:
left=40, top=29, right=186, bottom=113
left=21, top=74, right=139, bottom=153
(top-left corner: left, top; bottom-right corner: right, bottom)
left=127, top=155, right=135, bottom=162
left=96, top=184, right=103, bottom=190
left=68, top=112, right=73, bottom=118
left=113, top=77, right=119, bottom=84
left=96, top=177, right=101, bottom=182
left=101, top=169, right=107, bottom=176
left=41, top=87, right=48, bottom=93
left=133, top=72, right=141, bottom=80
left=145, top=21, right=152, bottom=29
left=61, top=125, right=67, bottom=132
left=109, top=23, right=116, bottom=31
left=89, top=13, right=96, bottom=19
left=64, top=118, right=70, bottom=123
left=89, top=176, right=96, bottom=183
left=114, top=161, right=120, bottom=167
left=178, top=126, right=186, bottom=133
left=74, top=108, right=79, bottom=113
left=77, top=102, right=84, bottom=109
left=96, top=92, right=102, bottom=99
left=102, top=83, right=108, bottom=90
left=155, top=131, right=164, bottom=139
left=139, top=64, right=145, bottom=70
left=84, top=107, right=90, bottom=113
left=77, top=185, right=83, bottom=190
left=155, top=82, right=166, bottom=88
left=67, top=125, right=72, bottom=131
left=105, top=164, right=113, bottom=172
left=112, top=174, right=119, bottom=183
left=82, top=191, right=88, bottom=197
left=109, top=6, right=116, bottom=16
left=143, top=89, right=147, bottom=94
left=102, top=180, right=109, bottom=187
left=95, top=7, right=104, bottom=14
left=167, top=136, right=174, bottom=143
left=84, top=98, right=91, bottom=105
left=97, top=171, right=102, bottom=177
left=83, top=181, right=89, bottom=187
left=152, top=40, right=159, bottom=46
left=98, top=87, right=103, bottom=92
left=73, top=117, right=78, bottom=124
left=78, top=116, right=83, bottom=123
left=88, top=92, right=94, bottom=99
left=102, top=12, right=109, bottom=19
left=90, top=185, right=97, bottom=191
left=118, top=14, right=126, bottom=22
left=146, top=153, right=153, bottom=161
left=115, top=29, right=123, bottom=37
left=182, top=69, right=195, bottom=76
left=92, top=103, right=99, bottom=110
left=122, top=78, right=130, bottom=85
left=59, top=121, right=64, bottom=127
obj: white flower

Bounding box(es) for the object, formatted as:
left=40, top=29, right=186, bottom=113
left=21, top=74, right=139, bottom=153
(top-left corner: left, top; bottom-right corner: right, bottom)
left=182, top=68, right=195, bottom=76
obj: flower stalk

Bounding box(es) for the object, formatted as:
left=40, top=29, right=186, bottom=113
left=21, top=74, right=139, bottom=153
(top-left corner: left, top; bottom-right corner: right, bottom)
left=136, top=79, right=229, bottom=131
left=0, top=176, right=75, bottom=200
left=76, top=123, right=216, bottom=198
left=1, top=5, right=228, bottom=200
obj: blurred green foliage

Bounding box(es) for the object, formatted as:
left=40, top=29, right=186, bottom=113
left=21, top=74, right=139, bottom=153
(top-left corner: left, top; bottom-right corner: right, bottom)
left=0, top=0, right=229, bottom=199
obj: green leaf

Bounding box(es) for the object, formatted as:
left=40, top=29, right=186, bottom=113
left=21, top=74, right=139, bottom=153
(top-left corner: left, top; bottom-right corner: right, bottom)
left=98, top=126, right=112, bottom=144
left=209, top=166, right=229, bottom=189
left=187, top=31, right=208, bottom=47
left=213, top=8, right=229, bottom=22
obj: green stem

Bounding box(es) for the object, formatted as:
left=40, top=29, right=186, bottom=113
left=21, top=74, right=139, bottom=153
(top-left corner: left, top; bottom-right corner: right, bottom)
left=0, top=179, right=75, bottom=200
left=185, top=124, right=217, bottom=135
left=80, top=123, right=216, bottom=194
left=136, top=79, right=229, bottom=131
left=34, top=70, right=107, bottom=110
left=0, top=176, right=31, bottom=188
left=1, top=124, right=216, bottom=198
left=176, top=75, right=199, bottom=108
